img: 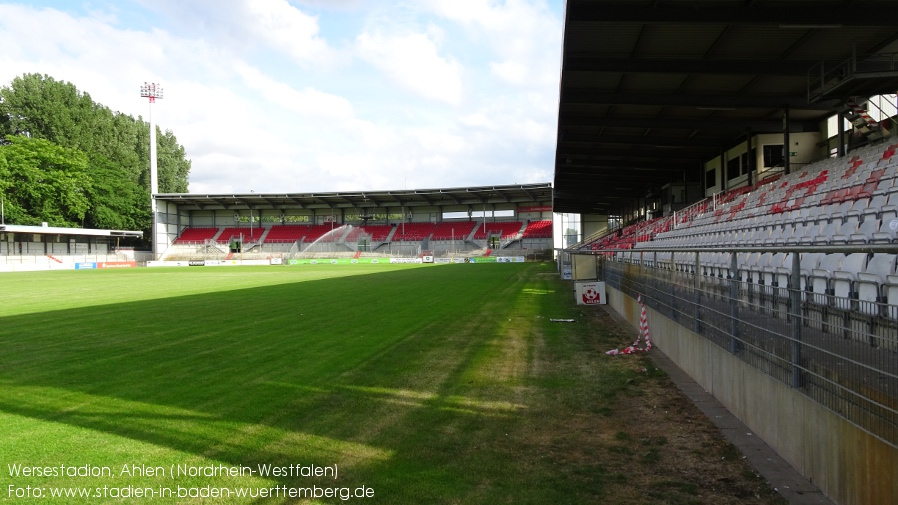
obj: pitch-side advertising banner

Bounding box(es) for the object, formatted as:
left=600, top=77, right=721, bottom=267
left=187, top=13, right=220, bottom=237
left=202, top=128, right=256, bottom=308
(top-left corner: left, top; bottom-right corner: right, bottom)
left=574, top=281, right=606, bottom=305
left=288, top=258, right=384, bottom=265
left=98, top=261, right=136, bottom=268
left=146, top=257, right=527, bottom=268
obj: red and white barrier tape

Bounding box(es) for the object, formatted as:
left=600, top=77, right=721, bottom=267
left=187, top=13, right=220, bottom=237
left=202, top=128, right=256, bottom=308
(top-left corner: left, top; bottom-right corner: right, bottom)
left=606, top=293, right=652, bottom=355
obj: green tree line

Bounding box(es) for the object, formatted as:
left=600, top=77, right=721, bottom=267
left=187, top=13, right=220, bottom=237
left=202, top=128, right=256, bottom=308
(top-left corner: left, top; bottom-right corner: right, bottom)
left=0, top=73, right=190, bottom=245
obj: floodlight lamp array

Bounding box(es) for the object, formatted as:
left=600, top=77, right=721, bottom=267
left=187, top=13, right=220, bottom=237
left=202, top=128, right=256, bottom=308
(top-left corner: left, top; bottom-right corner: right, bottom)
left=140, top=82, right=164, bottom=102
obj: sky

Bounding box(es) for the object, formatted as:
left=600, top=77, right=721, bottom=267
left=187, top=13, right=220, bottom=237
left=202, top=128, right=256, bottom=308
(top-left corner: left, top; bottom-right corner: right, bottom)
left=0, top=0, right=564, bottom=195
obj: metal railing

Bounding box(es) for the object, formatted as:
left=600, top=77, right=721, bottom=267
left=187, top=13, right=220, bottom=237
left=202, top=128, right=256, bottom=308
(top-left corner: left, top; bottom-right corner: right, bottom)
left=588, top=244, right=898, bottom=449
left=809, top=52, right=898, bottom=102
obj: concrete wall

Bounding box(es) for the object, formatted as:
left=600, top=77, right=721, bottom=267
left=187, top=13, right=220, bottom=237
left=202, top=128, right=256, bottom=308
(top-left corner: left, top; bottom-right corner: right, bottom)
left=604, top=284, right=897, bottom=505
left=702, top=131, right=822, bottom=197
left=582, top=213, right=608, bottom=239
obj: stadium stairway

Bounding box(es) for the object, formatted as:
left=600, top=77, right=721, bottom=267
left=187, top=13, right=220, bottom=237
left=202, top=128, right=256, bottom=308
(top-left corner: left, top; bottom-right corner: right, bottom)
left=843, top=96, right=887, bottom=145
left=384, top=226, right=398, bottom=243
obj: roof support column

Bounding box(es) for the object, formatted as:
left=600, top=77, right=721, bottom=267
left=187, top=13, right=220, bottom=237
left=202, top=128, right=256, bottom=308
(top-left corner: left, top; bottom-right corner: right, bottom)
left=783, top=106, right=791, bottom=175
left=720, top=151, right=728, bottom=191
left=698, top=162, right=706, bottom=203
left=745, top=129, right=753, bottom=187
left=838, top=118, right=847, bottom=158
left=682, top=170, right=688, bottom=206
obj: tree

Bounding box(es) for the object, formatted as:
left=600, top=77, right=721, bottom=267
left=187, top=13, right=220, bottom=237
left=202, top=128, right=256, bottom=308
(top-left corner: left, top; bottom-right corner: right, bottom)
left=156, top=128, right=191, bottom=193
left=0, top=73, right=94, bottom=146
left=83, top=156, right=150, bottom=230
left=0, top=73, right=192, bottom=242
left=564, top=227, right=580, bottom=247
left=0, top=148, right=10, bottom=223
left=0, top=135, right=91, bottom=227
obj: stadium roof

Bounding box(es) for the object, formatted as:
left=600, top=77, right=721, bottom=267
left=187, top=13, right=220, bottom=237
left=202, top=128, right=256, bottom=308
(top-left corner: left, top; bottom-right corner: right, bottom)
left=156, top=183, right=553, bottom=211
left=0, top=224, right=142, bottom=238
left=554, top=0, right=898, bottom=215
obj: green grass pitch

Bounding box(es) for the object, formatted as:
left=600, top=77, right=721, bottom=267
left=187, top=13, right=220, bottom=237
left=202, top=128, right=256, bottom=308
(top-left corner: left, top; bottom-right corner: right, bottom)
left=0, top=263, right=634, bottom=504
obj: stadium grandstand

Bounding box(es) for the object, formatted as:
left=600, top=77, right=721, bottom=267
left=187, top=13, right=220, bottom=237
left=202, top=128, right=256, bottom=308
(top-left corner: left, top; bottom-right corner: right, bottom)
left=154, top=184, right=553, bottom=261
left=554, top=2, right=898, bottom=505
left=0, top=224, right=143, bottom=272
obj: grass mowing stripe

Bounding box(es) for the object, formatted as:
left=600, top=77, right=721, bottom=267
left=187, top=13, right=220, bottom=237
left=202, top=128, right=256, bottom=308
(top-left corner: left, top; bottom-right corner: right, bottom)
left=1, top=263, right=630, bottom=503
left=0, top=265, right=396, bottom=316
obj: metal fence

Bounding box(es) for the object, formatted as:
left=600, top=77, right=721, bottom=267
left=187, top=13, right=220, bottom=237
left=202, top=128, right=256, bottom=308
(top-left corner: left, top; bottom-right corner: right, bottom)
left=592, top=245, right=898, bottom=449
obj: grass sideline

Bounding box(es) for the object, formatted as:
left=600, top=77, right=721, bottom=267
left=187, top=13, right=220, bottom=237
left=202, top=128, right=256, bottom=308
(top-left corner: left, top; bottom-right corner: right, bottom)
left=0, top=263, right=781, bottom=504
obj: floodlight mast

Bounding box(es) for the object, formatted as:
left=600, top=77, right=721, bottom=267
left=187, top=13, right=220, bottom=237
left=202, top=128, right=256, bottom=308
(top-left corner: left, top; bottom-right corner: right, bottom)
left=140, top=82, right=163, bottom=258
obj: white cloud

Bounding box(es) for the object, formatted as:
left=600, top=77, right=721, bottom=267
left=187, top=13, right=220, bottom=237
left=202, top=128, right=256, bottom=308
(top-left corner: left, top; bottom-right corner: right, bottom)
left=233, top=63, right=355, bottom=120
left=355, top=30, right=463, bottom=106
left=490, top=60, right=528, bottom=86
left=293, top=0, right=368, bottom=8
left=1, top=6, right=168, bottom=111
left=0, top=1, right=561, bottom=198
left=134, top=0, right=341, bottom=68
left=425, top=0, right=561, bottom=88
left=243, top=0, right=336, bottom=67
left=410, top=128, right=466, bottom=154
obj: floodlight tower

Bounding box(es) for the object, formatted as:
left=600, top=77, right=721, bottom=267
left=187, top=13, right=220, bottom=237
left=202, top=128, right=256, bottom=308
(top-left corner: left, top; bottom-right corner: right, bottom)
left=140, top=82, right=163, bottom=258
